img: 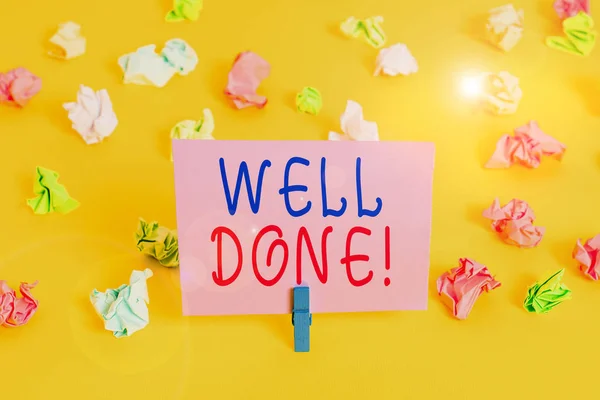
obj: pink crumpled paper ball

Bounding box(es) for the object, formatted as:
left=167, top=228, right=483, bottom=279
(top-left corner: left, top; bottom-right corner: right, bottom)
left=485, top=121, right=566, bottom=169
left=573, top=234, right=600, bottom=280
left=482, top=198, right=546, bottom=248
left=554, top=0, right=590, bottom=19
left=0, top=67, right=42, bottom=107
left=224, top=51, right=270, bottom=109
left=0, top=281, right=39, bottom=327
left=437, top=258, right=501, bottom=320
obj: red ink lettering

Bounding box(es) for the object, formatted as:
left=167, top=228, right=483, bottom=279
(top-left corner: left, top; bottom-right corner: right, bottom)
left=296, top=226, right=333, bottom=284
left=211, top=226, right=243, bottom=286
left=340, top=226, right=373, bottom=287
left=252, top=225, right=289, bottom=286
left=384, top=226, right=391, bottom=286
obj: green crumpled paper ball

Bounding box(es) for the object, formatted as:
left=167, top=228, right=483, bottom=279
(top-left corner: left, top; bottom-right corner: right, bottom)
left=90, top=268, right=153, bottom=338
left=523, top=269, right=572, bottom=314
left=169, top=108, right=215, bottom=161
left=296, top=87, right=323, bottom=115
left=135, top=218, right=179, bottom=267
left=340, top=16, right=386, bottom=48
left=546, top=12, right=596, bottom=56
left=26, top=166, right=79, bottom=215
left=165, top=0, right=203, bottom=22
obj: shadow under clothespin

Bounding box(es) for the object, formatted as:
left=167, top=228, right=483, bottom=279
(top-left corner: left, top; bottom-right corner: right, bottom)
left=292, top=285, right=311, bottom=352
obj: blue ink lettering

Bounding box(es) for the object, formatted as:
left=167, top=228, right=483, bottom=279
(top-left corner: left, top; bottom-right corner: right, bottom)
left=320, top=157, right=347, bottom=217
left=219, top=158, right=271, bottom=215
left=278, top=157, right=312, bottom=217
left=356, top=157, right=382, bottom=217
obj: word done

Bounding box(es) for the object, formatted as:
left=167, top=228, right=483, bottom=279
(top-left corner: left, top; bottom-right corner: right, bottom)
left=211, top=224, right=392, bottom=288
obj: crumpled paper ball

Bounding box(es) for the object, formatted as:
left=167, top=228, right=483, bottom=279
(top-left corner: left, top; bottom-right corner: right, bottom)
left=135, top=218, right=179, bottom=267
left=437, top=258, right=501, bottom=320
left=374, top=43, right=418, bottom=76
left=224, top=51, right=271, bottom=109
left=0, top=67, right=42, bottom=107
left=480, top=71, right=522, bottom=115
left=118, top=39, right=198, bottom=87
left=90, top=269, right=153, bottom=338
left=329, top=100, right=379, bottom=141
left=485, top=121, right=566, bottom=169
left=161, top=38, right=198, bottom=76
left=170, top=108, right=215, bottom=161
left=573, top=234, right=600, bottom=280
left=523, top=269, right=571, bottom=314
left=166, top=0, right=203, bottom=22
left=554, top=0, right=590, bottom=20
left=296, top=87, right=323, bottom=115
left=482, top=198, right=545, bottom=248
left=486, top=4, right=524, bottom=52
left=26, top=166, right=80, bottom=215
left=0, top=281, right=39, bottom=327
left=48, top=21, right=86, bottom=60
left=63, top=84, right=118, bottom=145
left=340, top=16, right=386, bottom=48
left=546, top=11, right=596, bottom=56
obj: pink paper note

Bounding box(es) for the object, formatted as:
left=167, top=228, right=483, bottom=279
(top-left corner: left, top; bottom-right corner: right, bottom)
left=573, top=234, right=600, bottom=280
left=482, top=198, right=545, bottom=248
left=437, top=258, right=500, bottom=320
left=173, top=140, right=435, bottom=315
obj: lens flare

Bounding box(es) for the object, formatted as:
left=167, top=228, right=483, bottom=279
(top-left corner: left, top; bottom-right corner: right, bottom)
left=460, top=75, right=483, bottom=98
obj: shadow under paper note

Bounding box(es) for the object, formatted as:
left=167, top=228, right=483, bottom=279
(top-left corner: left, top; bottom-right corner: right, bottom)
left=156, top=120, right=176, bottom=161
left=256, top=288, right=293, bottom=350
left=267, top=313, right=293, bottom=350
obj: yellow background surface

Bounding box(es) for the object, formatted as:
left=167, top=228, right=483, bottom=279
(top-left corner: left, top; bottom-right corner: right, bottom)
left=1, top=0, right=599, bottom=398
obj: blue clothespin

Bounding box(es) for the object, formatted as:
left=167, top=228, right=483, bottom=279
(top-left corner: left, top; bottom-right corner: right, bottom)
left=292, top=286, right=312, bottom=352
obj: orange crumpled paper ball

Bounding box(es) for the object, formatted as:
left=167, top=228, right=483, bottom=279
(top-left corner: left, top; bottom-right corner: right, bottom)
left=482, top=198, right=545, bottom=248
left=0, top=67, right=42, bottom=107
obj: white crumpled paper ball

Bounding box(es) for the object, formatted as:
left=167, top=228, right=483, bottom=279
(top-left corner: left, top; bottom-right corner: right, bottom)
left=63, top=84, right=118, bottom=144
left=374, top=43, right=418, bottom=77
